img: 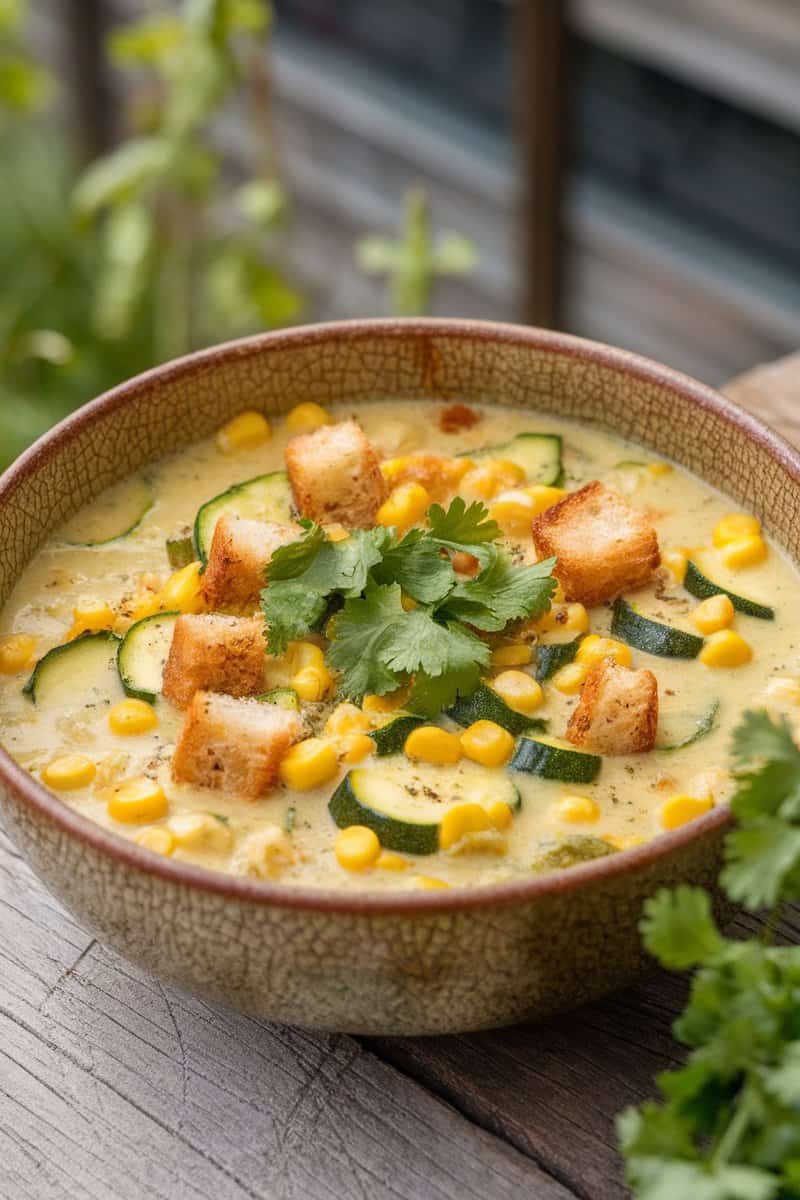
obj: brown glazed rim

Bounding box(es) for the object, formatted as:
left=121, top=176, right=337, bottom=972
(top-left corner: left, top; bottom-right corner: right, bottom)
left=2, top=318, right=799, bottom=915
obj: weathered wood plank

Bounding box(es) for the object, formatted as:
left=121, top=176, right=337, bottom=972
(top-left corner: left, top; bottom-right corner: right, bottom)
left=0, top=825, right=576, bottom=1200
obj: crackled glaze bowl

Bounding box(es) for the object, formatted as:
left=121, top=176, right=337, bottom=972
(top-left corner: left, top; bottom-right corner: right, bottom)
left=1, top=319, right=797, bottom=1035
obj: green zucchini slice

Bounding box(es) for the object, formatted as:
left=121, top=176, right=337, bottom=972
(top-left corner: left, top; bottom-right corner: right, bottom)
left=467, top=433, right=563, bottom=486
left=536, top=637, right=582, bottom=681
left=447, top=683, right=547, bottom=735
left=369, top=714, right=425, bottom=756
left=531, top=835, right=616, bottom=874
left=656, top=699, right=719, bottom=752
left=117, top=611, right=180, bottom=703
left=166, top=534, right=195, bottom=569
left=60, top=476, right=153, bottom=546
left=24, top=631, right=123, bottom=707
left=193, top=471, right=293, bottom=564
left=684, top=560, right=774, bottom=620
left=511, top=736, right=601, bottom=784
left=611, top=598, right=703, bottom=658
left=257, top=687, right=300, bottom=710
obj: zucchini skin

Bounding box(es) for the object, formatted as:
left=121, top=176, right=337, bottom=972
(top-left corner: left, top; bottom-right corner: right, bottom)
left=369, top=715, right=425, bottom=756
left=117, top=611, right=179, bottom=704
left=511, top=737, right=601, bottom=783
left=536, top=637, right=582, bottom=681
left=257, top=687, right=300, bottom=711
left=464, top=433, right=563, bottom=487
left=611, top=598, right=704, bottom=658
left=448, top=683, right=547, bottom=736
left=684, top=560, right=774, bottom=620
left=166, top=534, right=195, bottom=569
left=328, top=773, right=439, bottom=855
left=531, top=835, right=615, bottom=873
left=23, top=631, right=121, bottom=704
left=656, top=699, right=719, bottom=752
left=193, top=470, right=292, bottom=564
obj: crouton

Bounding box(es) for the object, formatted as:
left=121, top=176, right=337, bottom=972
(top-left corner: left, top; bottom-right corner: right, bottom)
left=172, top=691, right=302, bottom=797
left=202, top=515, right=300, bottom=611
left=566, top=659, right=658, bottom=755
left=284, top=419, right=387, bottom=528
left=532, top=481, right=660, bottom=607
left=162, top=614, right=266, bottom=709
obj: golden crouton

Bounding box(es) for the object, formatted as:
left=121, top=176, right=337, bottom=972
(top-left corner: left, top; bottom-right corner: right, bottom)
left=172, top=691, right=302, bottom=797
left=532, top=481, right=660, bottom=607
left=284, top=419, right=387, bottom=528
left=162, top=614, right=266, bottom=709
left=567, top=659, right=658, bottom=755
left=202, top=515, right=300, bottom=611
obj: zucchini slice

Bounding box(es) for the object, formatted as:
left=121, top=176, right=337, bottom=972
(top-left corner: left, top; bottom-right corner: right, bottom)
left=117, top=612, right=180, bottom=703
left=60, top=476, right=153, bottom=546
left=611, top=598, right=703, bottom=659
left=369, top=714, right=425, bottom=756
left=258, top=687, right=300, bottom=710
left=24, top=631, right=123, bottom=707
left=536, top=636, right=582, bottom=681
left=193, top=471, right=293, bottom=564
left=166, top=534, right=195, bottom=569
left=511, top=736, right=601, bottom=784
left=656, top=699, right=719, bottom=752
left=328, top=761, right=521, bottom=855
left=447, top=683, right=547, bottom=735
left=684, top=560, right=774, bottom=620
left=468, top=433, right=563, bottom=486
left=531, top=835, right=616, bottom=874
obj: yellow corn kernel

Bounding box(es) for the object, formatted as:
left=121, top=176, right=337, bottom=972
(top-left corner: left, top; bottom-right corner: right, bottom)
left=713, top=512, right=760, bottom=548
left=107, top=777, right=167, bottom=823
left=720, top=535, right=768, bottom=570
left=605, top=834, right=646, bottom=851
left=169, top=811, right=233, bottom=852
left=380, top=455, right=408, bottom=481
left=691, top=594, right=735, bottom=634
left=108, top=698, right=158, bottom=736
left=537, top=602, right=590, bottom=634
left=489, top=490, right=535, bottom=538
left=662, top=549, right=687, bottom=582
left=285, top=640, right=326, bottom=674
left=764, top=676, right=800, bottom=707
left=279, top=737, right=339, bottom=790
left=376, top=481, right=430, bottom=532
left=414, top=875, right=451, bottom=890
left=487, top=800, right=513, bottom=830
left=68, top=598, right=115, bottom=639
left=460, top=464, right=500, bottom=499
left=661, top=794, right=713, bottom=831
left=491, top=670, right=543, bottom=715
left=576, top=635, right=632, bottom=668
left=0, top=633, right=36, bottom=674
left=552, top=661, right=589, bottom=694
left=285, top=401, right=330, bottom=433
left=335, top=825, right=381, bottom=872
left=161, top=561, right=205, bottom=614
left=362, top=687, right=409, bottom=714
left=323, top=523, right=349, bottom=543
left=325, top=703, right=371, bottom=737
left=556, top=794, right=600, bottom=824
left=376, top=850, right=408, bottom=871
left=216, top=410, right=271, bottom=454
left=129, top=590, right=163, bottom=622
left=292, top=664, right=334, bottom=703
left=491, top=642, right=533, bottom=669
left=244, top=825, right=297, bottom=879
left=525, top=484, right=568, bottom=514
left=41, top=754, right=96, bottom=791
left=459, top=720, right=515, bottom=767
left=490, top=459, right=527, bottom=490
left=404, top=725, right=462, bottom=766
left=400, top=592, right=417, bottom=612
left=135, top=826, right=175, bottom=855
left=699, top=630, right=752, bottom=669
left=648, top=462, right=672, bottom=477
left=338, top=732, right=374, bottom=764
left=440, top=802, right=490, bottom=850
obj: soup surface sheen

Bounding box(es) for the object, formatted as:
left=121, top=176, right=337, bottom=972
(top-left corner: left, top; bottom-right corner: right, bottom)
left=1, top=400, right=796, bottom=891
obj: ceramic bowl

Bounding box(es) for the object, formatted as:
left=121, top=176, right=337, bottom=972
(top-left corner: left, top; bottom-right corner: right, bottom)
left=1, top=320, right=796, bottom=1036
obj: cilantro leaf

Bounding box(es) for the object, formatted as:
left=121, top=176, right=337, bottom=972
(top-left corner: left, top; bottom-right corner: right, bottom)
left=722, top=821, right=800, bottom=910
left=260, top=581, right=328, bottom=656
left=641, top=886, right=724, bottom=970
left=442, top=551, right=557, bottom=631
left=377, top=610, right=489, bottom=716
left=765, top=1041, right=800, bottom=1106
left=325, top=582, right=405, bottom=700
left=426, top=496, right=500, bottom=561
left=265, top=521, right=325, bottom=581
left=372, top=530, right=454, bottom=604
left=406, top=661, right=485, bottom=717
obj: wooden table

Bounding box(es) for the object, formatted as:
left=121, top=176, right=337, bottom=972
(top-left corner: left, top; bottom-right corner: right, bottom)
left=3, top=358, right=799, bottom=1200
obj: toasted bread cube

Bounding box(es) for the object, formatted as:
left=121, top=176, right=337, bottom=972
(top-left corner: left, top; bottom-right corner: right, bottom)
left=172, top=692, right=302, bottom=797
left=202, top=515, right=300, bottom=611
left=162, top=614, right=266, bottom=709
left=566, top=659, right=658, bottom=755
left=284, top=419, right=387, bottom=529
left=532, top=481, right=660, bottom=607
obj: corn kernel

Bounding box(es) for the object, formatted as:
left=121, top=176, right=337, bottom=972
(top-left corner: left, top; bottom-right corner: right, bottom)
left=400, top=592, right=417, bottom=612
left=662, top=549, right=687, bottom=582
left=414, top=875, right=451, bottom=890
left=556, top=794, right=600, bottom=824
left=292, top=664, right=333, bottom=702
left=376, top=850, right=408, bottom=871
left=325, top=703, right=371, bottom=737
left=42, top=754, right=96, bottom=791
left=280, top=737, right=339, bottom=790
left=552, top=661, right=589, bottom=694
left=440, top=802, right=490, bottom=850
left=764, top=676, right=800, bottom=708
left=691, top=594, right=734, bottom=634
left=380, top=455, right=409, bottom=482
left=216, top=410, right=271, bottom=454
left=244, top=825, right=296, bottom=879
left=376, top=481, right=430, bottom=532
left=323, top=523, right=349, bottom=543
left=452, top=550, right=480, bottom=576
left=537, top=602, right=589, bottom=634
left=699, top=630, right=752, bottom=669
left=460, top=464, right=500, bottom=499
left=108, top=777, right=167, bottom=823
left=660, top=794, right=713, bottom=830
left=362, top=686, right=409, bottom=714
left=720, top=535, right=768, bottom=570
left=713, top=512, right=760, bottom=548
left=338, top=732, right=374, bottom=764
left=491, top=642, right=533, bottom=668
left=576, top=635, right=632, bottom=668
left=0, top=633, right=36, bottom=674
left=490, top=459, right=527, bottom=489
left=605, top=834, right=646, bottom=851
left=129, top=590, right=163, bottom=622
left=161, top=561, right=205, bottom=614
left=335, top=825, right=381, bottom=872
left=459, top=720, right=515, bottom=767
left=286, top=640, right=326, bottom=674
left=648, top=462, right=672, bottom=477
left=68, top=598, right=115, bottom=639
left=491, top=670, right=543, bottom=714
left=108, top=698, right=158, bottom=736
left=489, top=490, right=535, bottom=538
left=170, top=811, right=233, bottom=852
left=525, top=484, right=568, bottom=514
left=135, top=826, right=175, bottom=855
left=404, top=725, right=462, bottom=766
left=487, top=800, right=513, bottom=830
left=285, top=402, right=330, bottom=433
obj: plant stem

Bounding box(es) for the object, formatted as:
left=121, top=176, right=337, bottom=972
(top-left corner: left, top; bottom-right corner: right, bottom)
left=710, top=1081, right=755, bottom=1170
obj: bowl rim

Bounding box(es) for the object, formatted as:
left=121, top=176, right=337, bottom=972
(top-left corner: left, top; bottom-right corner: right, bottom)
left=1, top=317, right=798, bottom=915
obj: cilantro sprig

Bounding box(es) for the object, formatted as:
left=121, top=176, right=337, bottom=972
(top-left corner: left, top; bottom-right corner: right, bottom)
left=261, top=498, right=556, bottom=715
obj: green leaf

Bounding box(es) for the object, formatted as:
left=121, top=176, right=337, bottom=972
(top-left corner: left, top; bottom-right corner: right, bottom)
left=93, top=202, right=154, bottom=341
left=722, top=821, right=800, bottom=910
left=443, top=552, right=557, bottom=632
left=372, top=530, right=454, bottom=604
left=73, top=137, right=173, bottom=218
left=326, top=582, right=405, bottom=701
left=108, top=16, right=186, bottom=66
left=426, top=496, right=500, bottom=552
left=765, top=1041, right=800, bottom=1106
left=433, top=232, right=477, bottom=274
left=236, top=179, right=286, bottom=228
left=641, top=887, right=724, bottom=970
left=355, top=235, right=400, bottom=274
left=260, top=581, right=327, bottom=656
left=265, top=522, right=325, bottom=581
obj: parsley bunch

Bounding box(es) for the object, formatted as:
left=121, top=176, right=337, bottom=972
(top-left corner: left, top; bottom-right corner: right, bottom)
left=619, top=712, right=800, bottom=1200
left=261, top=498, right=556, bottom=716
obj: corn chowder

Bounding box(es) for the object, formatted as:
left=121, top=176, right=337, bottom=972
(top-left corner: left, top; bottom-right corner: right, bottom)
left=1, top=399, right=797, bottom=892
